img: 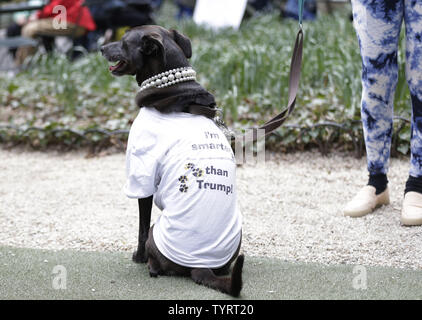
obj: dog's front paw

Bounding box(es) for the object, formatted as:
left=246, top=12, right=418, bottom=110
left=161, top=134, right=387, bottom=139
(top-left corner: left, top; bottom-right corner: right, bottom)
left=132, top=250, right=148, bottom=264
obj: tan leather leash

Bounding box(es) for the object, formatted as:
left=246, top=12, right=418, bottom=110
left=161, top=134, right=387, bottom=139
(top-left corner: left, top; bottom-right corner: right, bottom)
left=233, top=26, right=304, bottom=144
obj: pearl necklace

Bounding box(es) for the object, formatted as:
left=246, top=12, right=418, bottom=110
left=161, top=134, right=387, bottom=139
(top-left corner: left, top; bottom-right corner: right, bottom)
left=139, top=67, right=197, bottom=92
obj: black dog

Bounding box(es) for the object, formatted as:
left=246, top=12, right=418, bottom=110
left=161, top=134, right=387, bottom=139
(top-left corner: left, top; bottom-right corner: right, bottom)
left=101, top=25, right=244, bottom=297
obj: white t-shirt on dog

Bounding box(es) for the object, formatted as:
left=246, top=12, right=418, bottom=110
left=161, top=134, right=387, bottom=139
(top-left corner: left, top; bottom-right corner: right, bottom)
left=125, top=107, right=242, bottom=268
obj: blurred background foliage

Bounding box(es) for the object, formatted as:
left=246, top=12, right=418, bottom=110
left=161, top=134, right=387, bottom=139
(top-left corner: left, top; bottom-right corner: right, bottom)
left=0, top=2, right=412, bottom=154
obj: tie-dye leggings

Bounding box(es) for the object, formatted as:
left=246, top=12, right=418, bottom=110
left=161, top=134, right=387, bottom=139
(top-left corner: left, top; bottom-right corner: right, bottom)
left=351, top=0, right=422, bottom=177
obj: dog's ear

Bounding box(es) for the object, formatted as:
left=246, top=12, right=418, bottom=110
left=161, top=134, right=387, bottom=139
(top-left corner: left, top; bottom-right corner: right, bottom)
left=171, top=29, right=192, bottom=59
left=141, top=32, right=165, bottom=56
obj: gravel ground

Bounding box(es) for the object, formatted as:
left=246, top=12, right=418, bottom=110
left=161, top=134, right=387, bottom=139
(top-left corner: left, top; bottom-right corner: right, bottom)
left=1, top=149, right=421, bottom=269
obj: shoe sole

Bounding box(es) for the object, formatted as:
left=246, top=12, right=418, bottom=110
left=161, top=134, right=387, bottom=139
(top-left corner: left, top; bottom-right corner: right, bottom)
left=344, top=201, right=390, bottom=218
left=400, top=216, right=422, bottom=226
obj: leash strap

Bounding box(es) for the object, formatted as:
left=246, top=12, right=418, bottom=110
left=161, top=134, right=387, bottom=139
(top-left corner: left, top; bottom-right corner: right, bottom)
left=235, top=26, right=304, bottom=143
left=190, top=6, right=304, bottom=144
left=298, top=0, right=305, bottom=26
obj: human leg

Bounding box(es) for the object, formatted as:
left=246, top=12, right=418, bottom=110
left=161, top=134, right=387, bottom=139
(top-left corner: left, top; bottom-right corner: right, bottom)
left=16, top=19, right=86, bottom=65
left=353, top=0, right=403, bottom=177
left=401, top=0, right=422, bottom=225
left=344, top=0, right=404, bottom=216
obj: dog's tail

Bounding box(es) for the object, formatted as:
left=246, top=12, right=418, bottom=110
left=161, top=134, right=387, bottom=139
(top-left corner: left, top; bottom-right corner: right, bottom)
left=190, top=254, right=244, bottom=297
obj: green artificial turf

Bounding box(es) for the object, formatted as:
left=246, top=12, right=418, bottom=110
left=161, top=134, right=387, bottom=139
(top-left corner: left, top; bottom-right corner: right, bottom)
left=0, top=246, right=421, bottom=300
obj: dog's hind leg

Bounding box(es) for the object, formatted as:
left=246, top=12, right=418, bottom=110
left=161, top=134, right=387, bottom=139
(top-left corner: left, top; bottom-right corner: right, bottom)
left=147, top=256, right=163, bottom=277
left=133, top=196, right=153, bottom=263
left=145, top=226, right=191, bottom=277
left=190, top=255, right=244, bottom=297
left=145, top=228, right=163, bottom=277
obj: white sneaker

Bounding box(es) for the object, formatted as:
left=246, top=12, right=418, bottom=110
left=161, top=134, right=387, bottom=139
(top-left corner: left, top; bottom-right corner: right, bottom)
left=344, top=185, right=390, bottom=217
left=401, top=192, right=422, bottom=226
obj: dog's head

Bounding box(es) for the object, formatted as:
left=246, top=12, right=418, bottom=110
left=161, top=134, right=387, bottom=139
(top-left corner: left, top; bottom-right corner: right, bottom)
left=101, top=25, right=192, bottom=85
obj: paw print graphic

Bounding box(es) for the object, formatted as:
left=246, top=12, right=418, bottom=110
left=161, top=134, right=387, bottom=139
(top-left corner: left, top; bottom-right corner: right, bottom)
left=179, top=184, right=188, bottom=193
left=178, top=163, right=205, bottom=193
left=184, top=163, right=195, bottom=170
left=192, top=168, right=204, bottom=177
left=178, top=175, right=188, bottom=183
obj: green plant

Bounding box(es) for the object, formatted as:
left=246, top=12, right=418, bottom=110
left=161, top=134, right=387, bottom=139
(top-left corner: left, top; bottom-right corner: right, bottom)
left=0, top=6, right=412, bottom=154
